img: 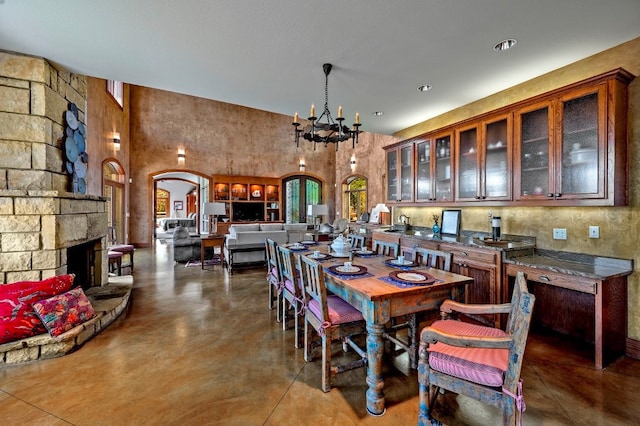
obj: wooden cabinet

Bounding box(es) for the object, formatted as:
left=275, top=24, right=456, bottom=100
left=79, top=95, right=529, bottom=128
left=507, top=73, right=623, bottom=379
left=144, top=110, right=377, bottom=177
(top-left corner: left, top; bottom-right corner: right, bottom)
left=213, top=175, right=281, bottom=223
left=455, top=114, right=512, bottom=202
left=514, top=69, right=633, bottom=206
left=385, top=68, right=633, bottom=207
left=439, top=242, right=501, bottom=327
left=385, top=142, right=414, bottom=203
left=504, top=262, right=628, bottom=369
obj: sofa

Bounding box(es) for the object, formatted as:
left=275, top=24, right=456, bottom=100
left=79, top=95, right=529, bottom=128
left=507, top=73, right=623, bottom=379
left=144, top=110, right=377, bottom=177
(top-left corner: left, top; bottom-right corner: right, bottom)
left=223, top=223, right=310, bottom=266
left=173, top=226, right=201, bottom=262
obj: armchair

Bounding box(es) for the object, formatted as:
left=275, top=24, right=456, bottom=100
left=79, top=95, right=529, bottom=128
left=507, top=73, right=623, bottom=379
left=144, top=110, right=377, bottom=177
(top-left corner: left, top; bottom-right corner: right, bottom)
left=418, top=271, right=535, bottom=426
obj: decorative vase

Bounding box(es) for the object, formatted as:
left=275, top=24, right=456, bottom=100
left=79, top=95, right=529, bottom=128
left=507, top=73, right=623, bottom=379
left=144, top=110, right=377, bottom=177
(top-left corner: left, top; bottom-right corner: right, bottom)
left=432, top=222, right=440, bottom=234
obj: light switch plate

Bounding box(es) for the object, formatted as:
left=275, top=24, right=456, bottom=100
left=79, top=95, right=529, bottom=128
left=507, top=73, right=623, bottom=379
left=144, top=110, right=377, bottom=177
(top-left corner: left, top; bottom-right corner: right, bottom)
left=589, top=226, right=600, bottom=238
left=553, top=228, right=567, bottom=240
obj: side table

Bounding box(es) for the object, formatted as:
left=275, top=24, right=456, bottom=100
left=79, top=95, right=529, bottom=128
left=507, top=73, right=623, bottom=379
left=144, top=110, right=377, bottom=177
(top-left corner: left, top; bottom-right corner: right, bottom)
left=200, top=235, right=225, bottom=270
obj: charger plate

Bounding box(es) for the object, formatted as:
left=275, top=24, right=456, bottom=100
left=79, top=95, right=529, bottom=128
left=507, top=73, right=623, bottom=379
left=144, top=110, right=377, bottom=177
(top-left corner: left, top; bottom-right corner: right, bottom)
left=389, top=270, right=436, bottom=285
left=328, top=264, right=368, bottom=276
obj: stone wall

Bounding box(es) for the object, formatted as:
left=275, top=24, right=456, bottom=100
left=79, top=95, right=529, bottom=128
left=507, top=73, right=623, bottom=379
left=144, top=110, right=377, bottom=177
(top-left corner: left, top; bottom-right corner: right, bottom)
left=0, top=51, right=108, bottom=285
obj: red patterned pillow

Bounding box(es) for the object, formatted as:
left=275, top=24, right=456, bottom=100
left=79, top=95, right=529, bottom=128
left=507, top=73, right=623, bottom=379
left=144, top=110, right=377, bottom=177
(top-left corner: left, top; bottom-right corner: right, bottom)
left=0, top=274, right=75, bottom=344
left=32, top=287, right=96, bottom=337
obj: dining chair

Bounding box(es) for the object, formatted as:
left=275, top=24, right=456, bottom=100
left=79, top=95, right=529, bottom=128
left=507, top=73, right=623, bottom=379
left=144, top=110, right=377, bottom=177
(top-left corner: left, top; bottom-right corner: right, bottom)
left=384, top=248, right=453, bottom=369
left=298, top=254, right=368, bottom=392
left=412, top=247, right=452, bottom=271
left=265, top=238, right=282, bottom=320
left=372, top=240, right=399, bottom=257
left=418, top=271, right=535, bottom=426
left=347, top=233, right=365, bottom=250
left=107, top=225, right=134, bottom=273
left=277, top=245, right=304, bottom=348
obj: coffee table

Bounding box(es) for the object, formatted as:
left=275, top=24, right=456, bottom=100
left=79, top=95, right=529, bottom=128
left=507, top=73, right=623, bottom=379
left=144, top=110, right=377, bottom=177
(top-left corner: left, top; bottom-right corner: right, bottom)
left=226, top=243, right=266, bottom=274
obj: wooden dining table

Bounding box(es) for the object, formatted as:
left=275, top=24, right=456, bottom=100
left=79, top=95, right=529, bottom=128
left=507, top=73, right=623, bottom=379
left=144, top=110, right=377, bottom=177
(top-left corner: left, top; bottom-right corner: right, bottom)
left=294, top=244, right=474, bottom=416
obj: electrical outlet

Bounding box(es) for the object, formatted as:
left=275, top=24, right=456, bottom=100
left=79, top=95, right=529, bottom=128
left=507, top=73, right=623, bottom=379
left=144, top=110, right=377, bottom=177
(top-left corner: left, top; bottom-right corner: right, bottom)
left=589, top=226, right=600, bottom=238
left=553, top=228, right=567, bottom=240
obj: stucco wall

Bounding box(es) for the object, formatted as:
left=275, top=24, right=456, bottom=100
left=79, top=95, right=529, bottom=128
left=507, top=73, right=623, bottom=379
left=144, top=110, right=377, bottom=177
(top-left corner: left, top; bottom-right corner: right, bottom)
left=127, top=86, right=336, bottom=246
left=393, top=37, right=640, bottom=340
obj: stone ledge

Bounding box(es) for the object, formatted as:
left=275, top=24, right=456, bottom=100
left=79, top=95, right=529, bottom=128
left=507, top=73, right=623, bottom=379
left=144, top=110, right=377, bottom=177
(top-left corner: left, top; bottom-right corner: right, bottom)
left=0, top=275, right=133, bottom=366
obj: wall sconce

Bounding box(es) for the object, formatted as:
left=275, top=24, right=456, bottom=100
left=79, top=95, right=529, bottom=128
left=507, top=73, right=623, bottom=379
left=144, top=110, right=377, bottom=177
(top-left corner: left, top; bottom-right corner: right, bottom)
left=178, top=150, right=186, bottom=163
left=113, top=132, right=120, bottom=151
left=299, top=160, right=306, bottom=172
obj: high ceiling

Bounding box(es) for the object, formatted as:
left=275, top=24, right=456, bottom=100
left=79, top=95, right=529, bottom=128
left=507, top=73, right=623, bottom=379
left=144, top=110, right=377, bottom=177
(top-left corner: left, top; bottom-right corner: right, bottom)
left=1, top=0, right=639, bottom=136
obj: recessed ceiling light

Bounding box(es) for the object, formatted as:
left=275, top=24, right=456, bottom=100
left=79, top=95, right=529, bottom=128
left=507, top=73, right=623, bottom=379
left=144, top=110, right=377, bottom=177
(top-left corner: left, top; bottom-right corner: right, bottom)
left=372, top=111, right=384, bottom=116
left=417, top=84, right=432, bottom=92
left=494, top=39, right=517, bottom=51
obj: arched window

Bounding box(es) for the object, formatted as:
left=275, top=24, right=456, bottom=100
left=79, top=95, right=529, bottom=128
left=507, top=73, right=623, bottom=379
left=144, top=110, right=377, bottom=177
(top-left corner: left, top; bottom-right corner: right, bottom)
left=283, top=175, right=322, bottom=223
left=343, top=175, right=367, bottom=222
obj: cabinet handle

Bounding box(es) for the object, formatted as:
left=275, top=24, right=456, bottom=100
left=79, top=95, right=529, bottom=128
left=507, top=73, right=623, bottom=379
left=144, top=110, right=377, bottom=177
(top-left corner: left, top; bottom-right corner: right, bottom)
left=538, top=275, right=552, bottom=282
left=546, top=193, right=554, bottom=198
left=475, top=196, right=481, bottom=200
left=460, top=252, right=468, bottom=256
left=555, top=193, right=562, bottom=198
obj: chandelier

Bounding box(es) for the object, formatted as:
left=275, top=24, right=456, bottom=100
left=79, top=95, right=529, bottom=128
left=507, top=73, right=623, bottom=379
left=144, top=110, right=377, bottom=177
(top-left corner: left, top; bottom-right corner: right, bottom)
left=293, top=63, right=361, bottom=150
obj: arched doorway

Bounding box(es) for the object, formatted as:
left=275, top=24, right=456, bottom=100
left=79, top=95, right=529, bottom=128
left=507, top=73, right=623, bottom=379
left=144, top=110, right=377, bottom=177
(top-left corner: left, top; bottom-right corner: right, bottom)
left=343, top=175, right=367, bottom=222
left=151, top=170, right=211, bottom=241
left=103, top=159, right=126, bottom=243
left=282, top=175, right=322, bottom=223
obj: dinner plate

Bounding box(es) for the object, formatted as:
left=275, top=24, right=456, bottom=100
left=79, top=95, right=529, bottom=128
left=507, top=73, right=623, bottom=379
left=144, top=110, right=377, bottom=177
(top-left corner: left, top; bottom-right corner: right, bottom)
left=328, top=264, right=368, bottom=276
left=300, top=240, right=315, bottom=245
left=389, top=270, right=436, bottom=285
left=288, top=244, right=306, bottom=251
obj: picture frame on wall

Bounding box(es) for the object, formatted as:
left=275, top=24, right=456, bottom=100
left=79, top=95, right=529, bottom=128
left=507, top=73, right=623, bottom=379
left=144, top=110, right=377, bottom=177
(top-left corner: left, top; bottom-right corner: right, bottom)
left=441, top=209, right=461, bottom=236
left=174, top=201, right=183, bottom=211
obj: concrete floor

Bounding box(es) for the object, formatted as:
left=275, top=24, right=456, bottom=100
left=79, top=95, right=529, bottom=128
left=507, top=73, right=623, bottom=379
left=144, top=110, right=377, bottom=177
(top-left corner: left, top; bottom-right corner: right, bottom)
left=1, top=242, right=640, bottom=425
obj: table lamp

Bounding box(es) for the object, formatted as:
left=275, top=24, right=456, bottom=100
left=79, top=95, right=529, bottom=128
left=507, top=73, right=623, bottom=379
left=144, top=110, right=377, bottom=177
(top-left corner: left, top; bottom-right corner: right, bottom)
left=203, top=202, right=226, bottom=235
left=307, top=204, right=329, bottom=230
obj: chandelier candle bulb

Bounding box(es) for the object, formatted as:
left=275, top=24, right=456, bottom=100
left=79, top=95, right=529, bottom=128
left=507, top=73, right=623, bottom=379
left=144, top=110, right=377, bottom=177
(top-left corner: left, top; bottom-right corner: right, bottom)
left=294, top=112, right=299, bottom=124
left=354, top=112, right=360, bottom=124
left=310, top=104, right=315, bottom=117
left=338, top=105, right=343, bottom=118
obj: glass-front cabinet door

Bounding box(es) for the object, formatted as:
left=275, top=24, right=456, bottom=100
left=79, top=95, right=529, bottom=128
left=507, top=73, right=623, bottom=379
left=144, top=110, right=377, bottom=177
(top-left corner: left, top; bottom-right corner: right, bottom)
left=483, top=116, right=510, bottom=200
left=385, top=149, right=398, bottom=203
left=456, top=115, right=510, bottom=201
left=385, top=143, right=414, bottom=203
left=456, top=125, right=479, bottom=200
left=434, top=134, right=453, bottom=202
left=515, top=102, right=553, bottom=200
left=557, top=85, right=606, bottom=200
left=416, top=139, right=432, bottom=201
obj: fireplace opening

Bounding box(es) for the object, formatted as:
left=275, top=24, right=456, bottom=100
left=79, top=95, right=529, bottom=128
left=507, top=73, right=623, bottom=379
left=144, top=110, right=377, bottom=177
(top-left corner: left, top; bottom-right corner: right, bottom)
left=67, top=240, right=101, bottom=290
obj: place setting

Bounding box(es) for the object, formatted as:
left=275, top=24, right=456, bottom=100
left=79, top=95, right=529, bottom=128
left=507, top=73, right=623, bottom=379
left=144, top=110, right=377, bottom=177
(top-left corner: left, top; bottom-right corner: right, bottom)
left=379, top=269, right=442, bottom=289
left=287, top=242, right=309, bottom=251
left=352, top=248, right=377, bottom=257
left=305, top=249, right=332, bottom=262
left=325, top=261, right=372, bottom=280
left=384, top=255, right=419, bottom=270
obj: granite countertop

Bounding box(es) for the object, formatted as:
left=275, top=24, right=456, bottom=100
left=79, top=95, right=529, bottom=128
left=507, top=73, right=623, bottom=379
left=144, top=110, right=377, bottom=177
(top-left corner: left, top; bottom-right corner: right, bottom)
left=503, top=248, right=634, bottom=280
left=374, top=227, right=536, bottom=252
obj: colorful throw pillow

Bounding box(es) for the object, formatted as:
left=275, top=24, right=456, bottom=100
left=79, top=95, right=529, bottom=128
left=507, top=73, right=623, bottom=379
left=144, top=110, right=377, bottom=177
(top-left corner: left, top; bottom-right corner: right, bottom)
left=0, top=274, right=75, bottom=344
left=32, top=287, right=95, bottom=337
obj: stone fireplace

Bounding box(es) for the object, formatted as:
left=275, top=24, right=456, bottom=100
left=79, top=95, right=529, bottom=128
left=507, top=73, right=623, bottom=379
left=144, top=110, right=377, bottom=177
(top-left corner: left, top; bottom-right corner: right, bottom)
left=0, top=51, right=108, bottom=286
